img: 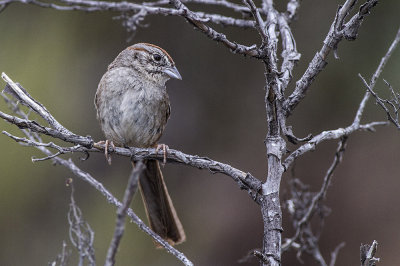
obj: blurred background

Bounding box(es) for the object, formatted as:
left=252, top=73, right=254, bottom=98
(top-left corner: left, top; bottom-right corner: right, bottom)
left=0, top=0, right=400, bottom=265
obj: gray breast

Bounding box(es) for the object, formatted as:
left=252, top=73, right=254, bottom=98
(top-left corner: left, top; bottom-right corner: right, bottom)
left=96, top=67, right=169, bottom=148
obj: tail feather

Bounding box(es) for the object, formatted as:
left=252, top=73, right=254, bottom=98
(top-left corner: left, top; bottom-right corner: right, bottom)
left=139, top=160, right=185, bottom=245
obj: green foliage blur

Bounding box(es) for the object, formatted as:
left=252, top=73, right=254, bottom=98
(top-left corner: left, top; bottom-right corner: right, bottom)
left=1, top=1, right=400, bottom=265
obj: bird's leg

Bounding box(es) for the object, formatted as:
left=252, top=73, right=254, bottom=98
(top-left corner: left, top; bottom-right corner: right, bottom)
left=105, top=140, right=116, bottom=165
left=94, top=140, right=115, bottom=165
left=156, top=144, right=169, bottom=165
left=128, top=147, right=136, bottom=168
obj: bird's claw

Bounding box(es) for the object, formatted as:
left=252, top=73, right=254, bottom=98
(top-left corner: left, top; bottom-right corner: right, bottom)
left=156, top=144, right=169, bottom=165
left=94, top=140, right=115, bottom=165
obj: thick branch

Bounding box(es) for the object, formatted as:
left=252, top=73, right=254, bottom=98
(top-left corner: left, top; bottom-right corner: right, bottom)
left=259, top=4, right=286, bottom=263
left=0, top=108, right=94, bottom=147
left=3, top=128, right=262, bottom=201
left=278, top=14, right=301, bottom=90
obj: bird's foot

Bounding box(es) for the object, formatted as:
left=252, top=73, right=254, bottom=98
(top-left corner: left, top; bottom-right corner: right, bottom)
left=94, top=140, right=115, bottom=165
left=156, top=144, right=169, bottom=165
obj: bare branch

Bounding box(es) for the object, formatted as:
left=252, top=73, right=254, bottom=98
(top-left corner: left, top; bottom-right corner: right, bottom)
left=49, top=241, right=71, bottom=266
left=177, top=0, right=256, bottom=15
left=0, top=1, right=394, bottom=264
left=68, top=182, right=96, bottom=265
left=279, top=24, right=400, bottom=169
left=2, top=122, right=262, bottom=200
left=359, top=75, right=400, bottom=128
left=329, top=242, right=346, bottom=266
left=2, top=73, right=72, bottom=134
left=0, top=0, right=255, bottom=28
left=2, top=131, right=84, bottom=161
left=238, top=248, right=262, bottom=264
left=282, top=25, right=400, bottom=168
left=243, top=0, right=267, bottom=44
left=2, top=108, right=194, bottom=265
left=0, top=74, right=262, bottom=202
left=105, top=161, right=145, bottom=266
left=283, top=121, right=387, bottom=170
left=112, top=0, right=260, bottom=16
left=169, top=0, right=264, bottom=58
left=277, top=14, right=301, bottom=90
left=64, top=158, right=193, bottom=265
left=284, top=0, right=301, bottom=23
left=336, top=0, right=357, bottom=29
left=354, top=26, right=400, bottom=126
left=193, top=11, right=254, bottom=28
left=257, top=2, right=296, bottom=265
left=284, top=0, right=378, bottom=115
left=0, top=80, right=193, bottom=264
left=283, top=137, right=348, bottom=252
left=360, top=240, right=380, bottom=266
left=263, top=3, right=279, bottom=74
left=0, top=109, right=94, bottom=147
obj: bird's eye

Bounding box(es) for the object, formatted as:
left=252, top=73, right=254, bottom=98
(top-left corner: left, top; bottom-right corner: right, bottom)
left=153, top=53, right=162, bottom=62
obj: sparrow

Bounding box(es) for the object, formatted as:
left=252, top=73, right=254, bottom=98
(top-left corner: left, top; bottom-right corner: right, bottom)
left=95, top=43, right=185, bottom=245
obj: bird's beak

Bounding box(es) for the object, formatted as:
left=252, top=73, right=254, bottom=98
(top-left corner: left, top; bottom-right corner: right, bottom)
left=164, top=66, right=182, bottom=80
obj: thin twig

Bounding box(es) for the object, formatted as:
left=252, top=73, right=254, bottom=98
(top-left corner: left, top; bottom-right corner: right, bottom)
left=1, top=73, right=72, bottom=134
left=164, top=0, right=260, bottom=15
left=284, top=0, right=378, bottom=115
left=68, top=183, right=96, bottom=265
left=284, top=0, right=301, bottom=23
left=284, top=24, right=400, bottom=170
left=2, top=131, right=83, bottom=161
left=0, top=0, right=255, bottom=28
left=105, top=161, right=145, bottom=266
left=329, top=242, right=346, bottom=266
left=169, top=0, right=264, bottom=58
left=359, top=75, right=400, bottom=128
left=283, top=121, right=387, bottom=170
left=354, top=26, right=400, bottom=126
left=360, top=240, right=379, bottom=266
left=283, top=137, right=348, bottom=251
left=243, top=0, right=267, bottom=43
left=49, top=241, right=71, bottom=266
left=64, top=157, right=193, bottom=265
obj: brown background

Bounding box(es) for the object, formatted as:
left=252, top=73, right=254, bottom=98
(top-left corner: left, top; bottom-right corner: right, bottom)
left=0, top=0, right=400, bottom=265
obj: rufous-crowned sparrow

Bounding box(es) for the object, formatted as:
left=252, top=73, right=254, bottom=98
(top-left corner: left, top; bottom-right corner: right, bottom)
left=95, top=43, right=185, bottom=245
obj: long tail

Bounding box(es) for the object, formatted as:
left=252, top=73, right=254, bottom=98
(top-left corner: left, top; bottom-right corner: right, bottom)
left=139, top=160, right=186, bottom=246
